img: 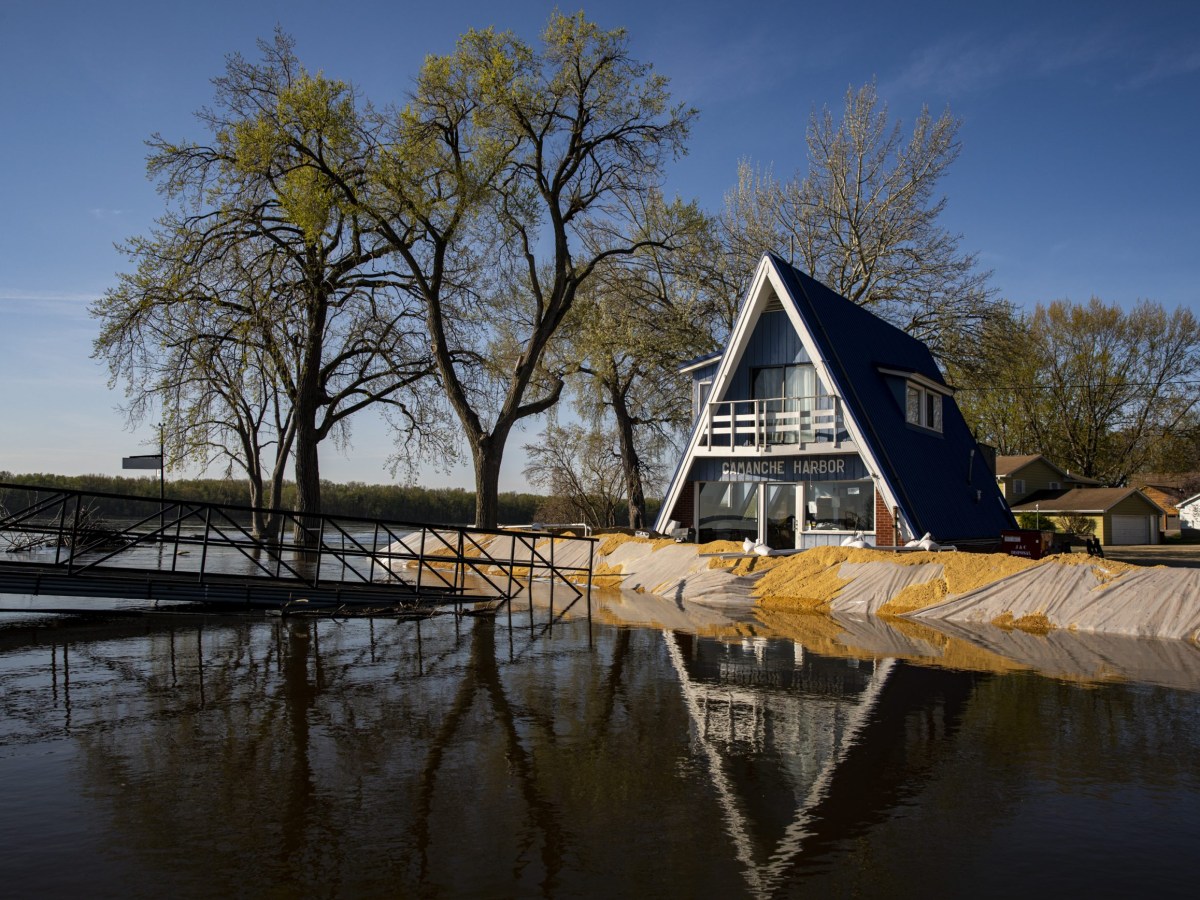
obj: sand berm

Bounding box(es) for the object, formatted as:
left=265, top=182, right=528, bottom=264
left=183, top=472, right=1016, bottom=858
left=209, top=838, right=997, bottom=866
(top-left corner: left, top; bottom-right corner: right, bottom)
left=540, top=535, right=1200, bottom=642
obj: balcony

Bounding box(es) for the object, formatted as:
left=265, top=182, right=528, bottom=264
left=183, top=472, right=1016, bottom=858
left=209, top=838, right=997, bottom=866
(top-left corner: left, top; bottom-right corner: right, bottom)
left=698, top=395, right=853, bottom=454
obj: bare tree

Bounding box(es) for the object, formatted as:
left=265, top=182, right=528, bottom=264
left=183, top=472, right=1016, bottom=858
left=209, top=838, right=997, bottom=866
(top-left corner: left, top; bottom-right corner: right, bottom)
left=956, top=297, right=1200, bottom=483
left=722, top=81, right=995, bottom=363
left=560, top=193, right=722, bottom=528
left=523, top=424, right=628, bottom=528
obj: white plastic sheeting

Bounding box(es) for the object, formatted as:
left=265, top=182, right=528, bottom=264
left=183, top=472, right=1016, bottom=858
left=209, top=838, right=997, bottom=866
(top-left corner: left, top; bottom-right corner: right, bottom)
left=909, top=563, right=1200, bottom=642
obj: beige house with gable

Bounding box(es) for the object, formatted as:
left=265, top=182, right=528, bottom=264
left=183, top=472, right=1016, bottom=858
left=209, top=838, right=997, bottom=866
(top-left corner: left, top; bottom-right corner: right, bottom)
left=995, top=454, right=1100, bottom=505
left=997, top=455, right=1163, bottom=545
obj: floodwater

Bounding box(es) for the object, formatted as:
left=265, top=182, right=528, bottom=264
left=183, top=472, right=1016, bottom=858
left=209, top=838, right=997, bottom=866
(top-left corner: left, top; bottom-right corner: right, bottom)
left=1, top=592, right=1199, bottom=898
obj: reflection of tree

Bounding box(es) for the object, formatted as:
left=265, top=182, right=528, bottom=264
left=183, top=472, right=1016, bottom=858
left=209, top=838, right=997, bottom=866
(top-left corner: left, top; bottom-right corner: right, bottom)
left=413, top=621, right=565, bottom=893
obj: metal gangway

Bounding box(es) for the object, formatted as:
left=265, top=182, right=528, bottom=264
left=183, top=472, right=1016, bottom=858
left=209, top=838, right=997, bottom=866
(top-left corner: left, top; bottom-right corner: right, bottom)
left=0, top=482, right=596, bottom=617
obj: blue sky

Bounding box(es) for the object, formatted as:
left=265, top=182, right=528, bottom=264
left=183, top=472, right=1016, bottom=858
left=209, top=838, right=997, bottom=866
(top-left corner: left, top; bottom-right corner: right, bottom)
left=1, top=0, right=1198, bottom=490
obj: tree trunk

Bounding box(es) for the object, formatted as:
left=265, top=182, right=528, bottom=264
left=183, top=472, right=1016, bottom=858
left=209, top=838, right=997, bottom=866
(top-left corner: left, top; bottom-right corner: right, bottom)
left=246, top=470, right=266, bottom=540
left=292, top=415, right=321, bottom=547
left=472, top=436, right=504, bottom=529
left=291, top=289, right=327, bottom=548
left=263, top=442, right=291, bottom=549
left=610, top=387, right=647, bottom=530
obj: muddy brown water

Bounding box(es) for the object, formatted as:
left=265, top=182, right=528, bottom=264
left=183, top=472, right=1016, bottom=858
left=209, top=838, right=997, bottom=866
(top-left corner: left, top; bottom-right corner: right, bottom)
left=0, top=595, right=1197, bottom=898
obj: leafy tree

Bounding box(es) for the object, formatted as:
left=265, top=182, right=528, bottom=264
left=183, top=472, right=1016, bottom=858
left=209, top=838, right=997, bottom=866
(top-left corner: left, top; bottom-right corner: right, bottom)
left=957, top=298, right=1200, bottom=484
left=313, top=12, right=694, bottom=527
left=722, top=81, right=995, bottom=363
left=94, top=33, right=442, bottom=544
left=1055, top=514, right=1096, bottom=535
left=560, top=193, right=722, bottom=528
left=95, top=231, right=297, bottom=538
left=1015, top=512, right=1058, bottom=532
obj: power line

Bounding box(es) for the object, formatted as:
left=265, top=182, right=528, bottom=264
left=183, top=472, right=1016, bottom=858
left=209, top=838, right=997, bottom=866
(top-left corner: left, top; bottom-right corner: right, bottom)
left=953, top=380, right=1200, bottom=392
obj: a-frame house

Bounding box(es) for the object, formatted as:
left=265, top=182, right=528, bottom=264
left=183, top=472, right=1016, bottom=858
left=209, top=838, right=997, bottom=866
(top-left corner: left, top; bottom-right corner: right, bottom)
left=655, top=254, right=1015, bottom=548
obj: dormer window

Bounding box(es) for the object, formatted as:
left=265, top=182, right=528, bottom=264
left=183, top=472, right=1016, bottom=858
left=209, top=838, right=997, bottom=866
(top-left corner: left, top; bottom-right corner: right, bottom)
left=878, top=366, right=950, bottom=435
left=905, top=382, right=943, bottom=432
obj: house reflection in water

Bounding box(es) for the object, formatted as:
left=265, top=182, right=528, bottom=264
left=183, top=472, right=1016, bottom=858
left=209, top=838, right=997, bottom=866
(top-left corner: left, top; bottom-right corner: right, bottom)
left=665, top=631, right=982, bottom=897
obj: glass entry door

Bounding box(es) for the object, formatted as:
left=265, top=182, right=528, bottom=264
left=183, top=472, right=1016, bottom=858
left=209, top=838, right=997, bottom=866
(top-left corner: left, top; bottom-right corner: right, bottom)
left=764, top=484, right=799, bottom=550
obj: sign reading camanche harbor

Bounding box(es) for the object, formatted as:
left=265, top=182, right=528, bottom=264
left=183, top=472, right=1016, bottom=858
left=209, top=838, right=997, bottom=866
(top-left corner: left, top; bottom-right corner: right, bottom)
left=688, top=455, right=868, bottom=484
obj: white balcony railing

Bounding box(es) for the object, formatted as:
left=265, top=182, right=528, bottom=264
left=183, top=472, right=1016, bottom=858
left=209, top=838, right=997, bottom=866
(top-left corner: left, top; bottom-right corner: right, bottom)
left=701, top=395, right=846, bottom=451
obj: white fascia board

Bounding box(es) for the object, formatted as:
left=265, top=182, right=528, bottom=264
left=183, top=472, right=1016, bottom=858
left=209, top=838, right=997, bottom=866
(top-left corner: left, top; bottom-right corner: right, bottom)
left=679, top=353, right=723, bottom=375
left=875, top=367, right=955, bottom=396
left=764, top=262, right=917, bottom=540
left=653, top=257, right=775, bottom=532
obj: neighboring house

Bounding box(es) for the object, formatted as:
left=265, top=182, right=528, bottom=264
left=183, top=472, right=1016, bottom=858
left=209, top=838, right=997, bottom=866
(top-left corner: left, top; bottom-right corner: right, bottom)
left=1010, top=487, right=1164, bottom=545
left=654, top=254, right=1015, bottom=549
left=1136, top=485, right=1183, bottom=533
left=1128, top=474, right=1199, bottom=534
left=1179, top=493, right=1200, bottom=534
left=995, top=454, right=1101, bottom=506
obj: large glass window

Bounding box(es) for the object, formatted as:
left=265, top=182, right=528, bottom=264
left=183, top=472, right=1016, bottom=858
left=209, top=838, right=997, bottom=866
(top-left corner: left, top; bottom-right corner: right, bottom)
left=697, top=482, right=760, bottom=544
left=753, top=364, right=818, bottom=444
left=752, top=364, right=816, bottom=401
left=803, top=481, right=874, bottom=532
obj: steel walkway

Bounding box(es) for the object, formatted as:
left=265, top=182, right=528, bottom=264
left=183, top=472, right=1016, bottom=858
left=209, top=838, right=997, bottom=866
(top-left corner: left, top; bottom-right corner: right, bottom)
left=0, top=483, right=596, bottom=616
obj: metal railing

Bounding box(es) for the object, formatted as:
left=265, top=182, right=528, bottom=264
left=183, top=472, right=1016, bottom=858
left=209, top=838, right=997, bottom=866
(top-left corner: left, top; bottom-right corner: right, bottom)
left=0, top=483, right=596, bottom=613
left=700, top=395, right=845, bottom=450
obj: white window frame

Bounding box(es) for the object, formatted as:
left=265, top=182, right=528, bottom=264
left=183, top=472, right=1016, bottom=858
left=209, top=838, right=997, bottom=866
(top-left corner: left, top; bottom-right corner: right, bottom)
left=694, top=378, right=713, bottom=421
left=905, top=381, right=944, bottom=433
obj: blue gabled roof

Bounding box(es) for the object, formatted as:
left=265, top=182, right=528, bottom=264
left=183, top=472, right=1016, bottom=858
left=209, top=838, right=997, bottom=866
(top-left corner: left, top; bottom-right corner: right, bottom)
left=770, top=254, right=1015, bottom=541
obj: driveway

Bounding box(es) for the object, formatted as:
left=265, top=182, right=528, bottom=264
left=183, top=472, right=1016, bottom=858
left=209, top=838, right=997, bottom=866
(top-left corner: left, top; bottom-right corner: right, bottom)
left=1101, top=544, right=1200, bottom=569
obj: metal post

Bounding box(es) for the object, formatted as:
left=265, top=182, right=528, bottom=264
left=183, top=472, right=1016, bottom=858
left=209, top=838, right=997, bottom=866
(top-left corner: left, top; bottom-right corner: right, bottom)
left=198, top=507, right=212, bottom=582
left=586, top=540, right=594, bottom=628
left=528, top=535, right=535, bottom=630
left=159, top=423, right=165, bottom=535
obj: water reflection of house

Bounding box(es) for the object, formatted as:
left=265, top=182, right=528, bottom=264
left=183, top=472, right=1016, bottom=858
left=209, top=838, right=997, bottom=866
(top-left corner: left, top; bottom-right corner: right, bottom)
left=664, top=631, right=897, bottom=897
left=655, top=254, right=1014, bottom=549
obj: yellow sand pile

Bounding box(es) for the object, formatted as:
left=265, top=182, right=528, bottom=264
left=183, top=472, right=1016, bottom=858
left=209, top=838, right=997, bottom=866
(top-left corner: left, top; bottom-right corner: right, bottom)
left=753, top=546, right=861, bottom=611
left=755, top=546, right=1141, bottom=618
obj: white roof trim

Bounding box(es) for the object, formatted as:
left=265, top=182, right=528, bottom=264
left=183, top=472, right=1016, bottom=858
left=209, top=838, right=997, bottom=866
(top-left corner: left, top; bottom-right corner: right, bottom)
left=679, top=353, right=723, bottom=375
left=876, top=367, right=954, bottom=396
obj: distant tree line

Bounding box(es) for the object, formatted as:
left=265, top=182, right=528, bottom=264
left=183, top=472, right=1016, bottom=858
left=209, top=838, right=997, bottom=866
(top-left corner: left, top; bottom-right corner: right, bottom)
left=0, top=473, right=544, bottom=526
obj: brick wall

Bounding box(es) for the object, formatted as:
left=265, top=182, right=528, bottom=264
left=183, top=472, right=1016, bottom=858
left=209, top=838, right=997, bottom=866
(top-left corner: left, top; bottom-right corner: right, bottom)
left=875, top=492, right=896, bottom=546
left=667, top=481, right=694, bottom=534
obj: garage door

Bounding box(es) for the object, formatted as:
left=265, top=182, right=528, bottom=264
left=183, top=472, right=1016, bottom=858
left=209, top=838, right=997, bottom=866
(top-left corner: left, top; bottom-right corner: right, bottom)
left=1111, top=515, right=1151, bottom=545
